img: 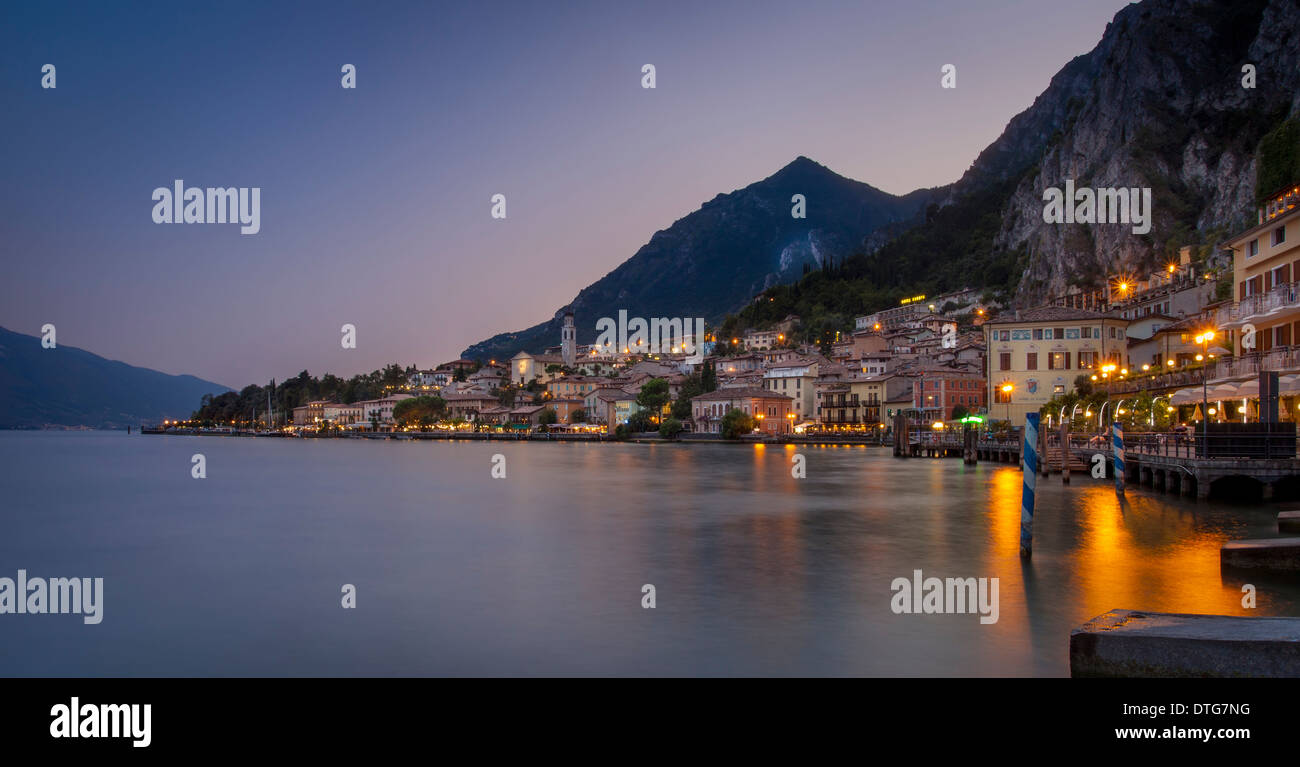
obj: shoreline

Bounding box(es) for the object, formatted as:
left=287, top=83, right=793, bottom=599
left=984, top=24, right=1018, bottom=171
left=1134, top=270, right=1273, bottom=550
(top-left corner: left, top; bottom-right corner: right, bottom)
left=138, top=427, right=895, bottom=447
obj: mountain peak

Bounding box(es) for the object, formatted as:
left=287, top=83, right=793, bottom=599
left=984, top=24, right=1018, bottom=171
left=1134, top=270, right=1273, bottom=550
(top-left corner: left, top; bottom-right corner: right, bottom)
left=461, top=159, right=936, bottom=361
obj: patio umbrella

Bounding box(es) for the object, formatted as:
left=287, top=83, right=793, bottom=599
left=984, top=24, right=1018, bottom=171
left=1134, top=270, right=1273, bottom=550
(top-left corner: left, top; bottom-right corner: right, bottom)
left=1207, top=382, right=1240, bottom=400
left=1192, top=403, right=1204, bottom=422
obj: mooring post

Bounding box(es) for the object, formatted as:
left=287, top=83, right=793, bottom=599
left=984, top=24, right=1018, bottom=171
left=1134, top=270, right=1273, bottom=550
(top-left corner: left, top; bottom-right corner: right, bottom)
left=1112, top=421, right=1125, bottom=496
left=1020, top=413, right=1039, bottom=559
left=1039, top=418, right=1049, bottom=477
left=1059, top=419, right=1070, bottom=483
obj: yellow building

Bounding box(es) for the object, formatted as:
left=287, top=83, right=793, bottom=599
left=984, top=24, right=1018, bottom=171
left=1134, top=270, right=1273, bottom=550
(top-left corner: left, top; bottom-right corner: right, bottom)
left=1220, top=184, right=1300, bottom=357
left=983, top=307, right=1130, bottom=425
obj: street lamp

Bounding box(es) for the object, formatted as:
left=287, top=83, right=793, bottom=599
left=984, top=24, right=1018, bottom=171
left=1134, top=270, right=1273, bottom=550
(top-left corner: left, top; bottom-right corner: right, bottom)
left=1001, top=382, right=1014, bottom=425
left=1194, top=329, right=1216, bottom=455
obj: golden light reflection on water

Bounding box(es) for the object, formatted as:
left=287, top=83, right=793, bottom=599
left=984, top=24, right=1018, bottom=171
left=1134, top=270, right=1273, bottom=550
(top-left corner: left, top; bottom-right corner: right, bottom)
left=988, top=467, right=1024, bottom=561
left=544, top=442, right=1293, bottom=674
left=1069, top=485, right=1247, bottom=618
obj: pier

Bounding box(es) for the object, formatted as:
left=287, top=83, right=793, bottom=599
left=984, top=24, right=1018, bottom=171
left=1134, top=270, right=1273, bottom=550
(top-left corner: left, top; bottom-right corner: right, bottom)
left=1070, top=609, right=1300, bottom=678
left=893, top=424, right=1300, bottom=501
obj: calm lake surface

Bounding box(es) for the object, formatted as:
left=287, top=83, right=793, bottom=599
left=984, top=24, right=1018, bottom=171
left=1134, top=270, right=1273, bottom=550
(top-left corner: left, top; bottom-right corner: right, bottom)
left=1, top=431, right=1295, bottom=676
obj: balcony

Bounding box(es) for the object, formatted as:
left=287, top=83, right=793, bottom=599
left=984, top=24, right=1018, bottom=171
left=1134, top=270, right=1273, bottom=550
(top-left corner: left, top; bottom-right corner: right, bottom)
left=1217, top=281, right=1300, bottom=329
left=1107, top=347, right=1300, bottom=395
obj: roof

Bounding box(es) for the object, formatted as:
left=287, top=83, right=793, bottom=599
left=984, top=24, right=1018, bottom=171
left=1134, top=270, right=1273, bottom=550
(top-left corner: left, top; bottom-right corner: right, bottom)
left=1226, top=203, right=1300, bottom=246
left=692, top=387, right=793, bottom=401
left=885, top=387, right=914, bottom=403
left=442, top=392, right=499, bottom=402
left=592, top=390, right=636, bottom=403
left=983, top=306, right=1125, bottom=325
left=511, top=351, right=566, bottom=363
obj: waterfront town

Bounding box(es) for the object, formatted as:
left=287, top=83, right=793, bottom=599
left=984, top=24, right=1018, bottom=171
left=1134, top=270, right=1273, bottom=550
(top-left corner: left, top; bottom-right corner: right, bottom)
left=164, top=186, right=1300, bottom=464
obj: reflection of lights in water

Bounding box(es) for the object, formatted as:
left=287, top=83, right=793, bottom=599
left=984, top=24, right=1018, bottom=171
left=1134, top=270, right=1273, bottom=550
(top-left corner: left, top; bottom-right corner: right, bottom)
left=1072, top=485, right=1244, bottom=617
left=988, top=467, right=1023, bottom=559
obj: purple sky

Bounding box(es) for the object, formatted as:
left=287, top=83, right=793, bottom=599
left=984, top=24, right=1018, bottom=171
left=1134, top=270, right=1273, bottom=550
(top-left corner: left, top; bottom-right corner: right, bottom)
left=1, top=0, right=1132, bottom=387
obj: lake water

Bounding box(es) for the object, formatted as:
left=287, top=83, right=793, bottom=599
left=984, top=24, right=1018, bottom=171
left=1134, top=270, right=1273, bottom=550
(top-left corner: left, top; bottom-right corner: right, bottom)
left=1, top=431, right=1295, bottom=676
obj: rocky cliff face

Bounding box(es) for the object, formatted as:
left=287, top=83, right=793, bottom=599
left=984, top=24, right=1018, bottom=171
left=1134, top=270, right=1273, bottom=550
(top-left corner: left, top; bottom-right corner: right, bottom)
left=463, top=157, right=937, bottom=360
left=977, top=0, right=1300, bottom=303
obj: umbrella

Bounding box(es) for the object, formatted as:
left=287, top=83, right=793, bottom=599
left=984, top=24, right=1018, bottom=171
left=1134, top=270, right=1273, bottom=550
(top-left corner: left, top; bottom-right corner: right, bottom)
left=1207, top=382, right=1239, bottom=400
left=1192, top=403, right=1204, bottom=422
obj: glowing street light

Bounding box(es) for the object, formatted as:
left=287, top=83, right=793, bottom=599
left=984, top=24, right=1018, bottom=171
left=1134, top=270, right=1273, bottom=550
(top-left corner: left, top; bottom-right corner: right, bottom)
left=1194, top=327, right=1216, bottom=453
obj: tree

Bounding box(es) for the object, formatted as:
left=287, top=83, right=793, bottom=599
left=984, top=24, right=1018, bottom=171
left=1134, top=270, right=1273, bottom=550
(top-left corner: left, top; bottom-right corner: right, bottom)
left=659, top=417, right=683, bottom=440
left=1074, top=374, right=1094, bottom=397
left=952, top=404, right=970, bottom=421
left=538, top=408, right=558, bottom=425
left=570, top=408, right=586, bottom=423
left=701, top=361, right=717, bottom=392
left=627, top=410, right=656, bottom=433
left=636, top=378, right=672, bottom=417
left=672, top=373, right=704, bottom=420
left=393, top=396, right=447, bottom=428
left=721, top=408, right=755, bottom=439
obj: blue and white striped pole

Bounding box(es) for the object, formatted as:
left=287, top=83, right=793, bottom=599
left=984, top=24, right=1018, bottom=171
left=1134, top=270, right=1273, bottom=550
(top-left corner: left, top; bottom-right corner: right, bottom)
left=1112, top=421, right=1125, bottom=495
left=1020, top=412, right=1039, bottom=558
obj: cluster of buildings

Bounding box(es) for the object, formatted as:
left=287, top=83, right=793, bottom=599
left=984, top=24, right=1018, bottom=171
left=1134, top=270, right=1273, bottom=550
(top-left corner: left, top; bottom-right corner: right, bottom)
left=290, top=184, right=1300, bottom=437
left=989, top=184, right=1300, bottom=427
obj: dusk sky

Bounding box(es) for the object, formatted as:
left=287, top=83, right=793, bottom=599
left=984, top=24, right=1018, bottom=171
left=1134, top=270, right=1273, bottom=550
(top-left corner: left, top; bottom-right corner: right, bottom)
left=2, top=0, right=1132, bottom=388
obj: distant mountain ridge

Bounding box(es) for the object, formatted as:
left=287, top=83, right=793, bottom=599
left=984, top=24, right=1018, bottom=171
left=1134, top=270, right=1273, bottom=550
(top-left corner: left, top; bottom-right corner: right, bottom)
left=462, top=157, right=940, bottom=360
left=989, top=0, right=1300, bottom=302
left=0, top=326, right=230, bottom=429
left=725, top=0, right=1300, bottom=325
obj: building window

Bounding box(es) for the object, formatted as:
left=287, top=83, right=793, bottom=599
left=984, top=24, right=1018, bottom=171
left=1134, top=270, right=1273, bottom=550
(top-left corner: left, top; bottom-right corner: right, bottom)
left=1026, top=352, right=1037, bottom=370
left=999, top=352, right=1011, bottom=371
left=1249, top=238, right=1259, bottom=257
left=994, top=388, right=1011, bottom=404
left=1033, top=329, right=1043, bottom=340
left=1273, top=227, right=1287, bottom=247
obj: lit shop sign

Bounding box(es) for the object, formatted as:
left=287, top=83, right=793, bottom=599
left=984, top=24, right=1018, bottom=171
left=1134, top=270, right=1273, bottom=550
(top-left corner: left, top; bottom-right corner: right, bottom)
left=958, top=416, right=985, bottom=424
left=899, top=295, right=927, bottom=305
